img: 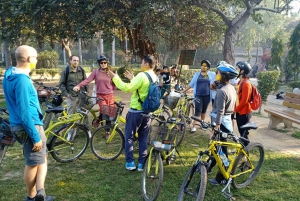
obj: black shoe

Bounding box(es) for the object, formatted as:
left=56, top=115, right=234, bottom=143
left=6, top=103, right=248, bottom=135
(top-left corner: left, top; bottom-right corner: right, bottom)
left=35, top=189, right=46, bottom=201
left=208, top=178, right=227, bottom=185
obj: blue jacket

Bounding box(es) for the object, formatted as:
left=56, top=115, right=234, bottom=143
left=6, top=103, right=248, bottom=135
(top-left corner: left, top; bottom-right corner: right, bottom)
left=3, top=67, right=43, bottom=143
left=189, top=71, right=216, bottom=102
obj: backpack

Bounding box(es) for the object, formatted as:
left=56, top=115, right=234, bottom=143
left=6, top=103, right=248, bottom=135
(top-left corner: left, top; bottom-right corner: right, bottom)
left=65, top=66, right=87, bottom=92
left=240, top=80, right=262, bottom=110
left=137, top=72, right=161, bottom=112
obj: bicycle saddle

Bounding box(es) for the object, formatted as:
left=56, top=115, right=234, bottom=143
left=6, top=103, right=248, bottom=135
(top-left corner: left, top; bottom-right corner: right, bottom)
left=240, top=122, right=258, bottom=130
left=45, top=106, right=65, bottom=114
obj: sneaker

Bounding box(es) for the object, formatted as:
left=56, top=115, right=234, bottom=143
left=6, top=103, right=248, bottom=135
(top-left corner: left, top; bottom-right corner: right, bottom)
left=208, top=178, right=227, bottom=185
left=106, top=132, right=110, bottom=140
left=125, top=161, right=136, bottom=170
left=25, top=196, right=35, bottom=201
left=201, top=122, right=209, bottom=130
left=93, top=119, right=100, bottom=128
left=35, top=188, right=46, bottom=201
left=190, top=127, right=196, bottom=133
left=137, top=163, right=143, bottom=171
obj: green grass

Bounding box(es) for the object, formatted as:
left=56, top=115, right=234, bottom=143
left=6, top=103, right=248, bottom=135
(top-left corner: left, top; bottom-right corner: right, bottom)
left=0, top=130, right=299, bottom=201
left=292, top=131, right=300, bottom=139
left=273, top=128, right=289, bottom=133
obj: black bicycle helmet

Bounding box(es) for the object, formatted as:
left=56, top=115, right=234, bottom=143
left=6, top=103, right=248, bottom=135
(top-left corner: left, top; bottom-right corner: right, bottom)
left=217, top=64, right=239, bottom=79
left=217, top=61, right=227, bottom=67
left=201, top=60, right=211, bottom=69
left=236, top=61, right=252, bottom=75
left=52, top=94, right=63, bottom=107
left=97, top=55, right=108, bottom=63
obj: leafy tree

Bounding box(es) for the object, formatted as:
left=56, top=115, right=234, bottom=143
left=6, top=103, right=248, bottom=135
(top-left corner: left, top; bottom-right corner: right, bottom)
left=286, top=21, right=300, bottom=81
left=194, top=0, right=294, bottom=64
left=270, top=32, right=285, bottom=70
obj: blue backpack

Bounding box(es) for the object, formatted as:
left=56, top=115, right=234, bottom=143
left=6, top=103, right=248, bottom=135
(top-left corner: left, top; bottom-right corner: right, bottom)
left=137, top=72, right=161, bottom=112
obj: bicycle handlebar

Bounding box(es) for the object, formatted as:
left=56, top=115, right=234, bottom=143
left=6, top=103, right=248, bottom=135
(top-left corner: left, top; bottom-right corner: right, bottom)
left=0, top=107, right=9, bottom=115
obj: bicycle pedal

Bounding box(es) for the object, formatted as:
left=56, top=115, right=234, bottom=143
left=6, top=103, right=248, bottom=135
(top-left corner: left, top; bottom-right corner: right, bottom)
left=167, top=155, right=176, bottom=161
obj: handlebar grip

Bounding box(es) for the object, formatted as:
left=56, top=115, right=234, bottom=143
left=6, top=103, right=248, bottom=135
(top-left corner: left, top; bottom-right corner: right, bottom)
left=191, top=116, right=203, bottom=123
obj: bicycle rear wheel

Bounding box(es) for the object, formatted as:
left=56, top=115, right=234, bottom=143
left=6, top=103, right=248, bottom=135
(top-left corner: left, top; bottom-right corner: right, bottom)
left=231, top=142, right=264, bottom=189
left=91, top=125, right=124, bottom=160
left=43, top=112, right=54, bottom=130
left=177, top=163, right=207, bottom=201
left=49, top=123, right=89, bottom=163
left=142, top=150, right=164, bottom=201
left=0, top=144, right=8, bottom=165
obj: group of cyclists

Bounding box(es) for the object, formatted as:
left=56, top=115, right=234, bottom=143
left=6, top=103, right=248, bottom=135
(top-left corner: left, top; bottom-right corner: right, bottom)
left=2, top=43, right=254, bottom=200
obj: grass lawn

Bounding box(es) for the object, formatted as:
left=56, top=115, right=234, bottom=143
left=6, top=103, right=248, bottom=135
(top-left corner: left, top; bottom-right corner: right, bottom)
left=0, top=128, right=299, bottom=201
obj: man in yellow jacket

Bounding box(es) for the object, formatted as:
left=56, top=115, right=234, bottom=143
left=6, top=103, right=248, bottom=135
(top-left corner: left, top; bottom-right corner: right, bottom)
left=108, top=55, right=157, bottom=171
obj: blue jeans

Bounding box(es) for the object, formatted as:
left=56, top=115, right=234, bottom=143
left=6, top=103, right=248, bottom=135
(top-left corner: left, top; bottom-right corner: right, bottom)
left=124, top=111, right=151, bottom=164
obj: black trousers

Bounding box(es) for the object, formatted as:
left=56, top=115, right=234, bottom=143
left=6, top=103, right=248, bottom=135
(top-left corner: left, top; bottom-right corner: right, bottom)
left=236, top=113, right=252, bottom=146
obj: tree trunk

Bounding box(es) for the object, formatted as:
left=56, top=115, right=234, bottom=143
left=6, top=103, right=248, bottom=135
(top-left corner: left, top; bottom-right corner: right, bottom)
left=223, top=27, right=235, bottom=65
left=61, top=39, right=71, bottom=60
left=3, top=40, right=11, bottom=69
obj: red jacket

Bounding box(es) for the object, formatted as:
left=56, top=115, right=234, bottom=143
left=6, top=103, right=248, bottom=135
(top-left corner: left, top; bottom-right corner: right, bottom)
left=234, top=78, right=252, bottom=115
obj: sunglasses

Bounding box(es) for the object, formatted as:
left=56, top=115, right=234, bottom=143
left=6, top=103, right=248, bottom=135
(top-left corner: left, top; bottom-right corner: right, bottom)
left=100, top=62, right=107, bottom=64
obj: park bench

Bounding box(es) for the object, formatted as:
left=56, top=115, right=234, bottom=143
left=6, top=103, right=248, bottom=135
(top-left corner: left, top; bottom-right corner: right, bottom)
left=264, top=92, right=300, bottom=129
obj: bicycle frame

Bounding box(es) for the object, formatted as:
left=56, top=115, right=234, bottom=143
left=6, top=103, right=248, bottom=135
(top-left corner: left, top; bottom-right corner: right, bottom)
left=198, top=140, right=255, bottom=181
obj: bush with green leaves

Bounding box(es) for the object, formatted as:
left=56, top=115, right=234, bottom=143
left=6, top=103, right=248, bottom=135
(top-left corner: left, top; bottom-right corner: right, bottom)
left=288, top=81, right=300, bottom=89
left=256, top=70, right=280, bottom=103
left=36, top=50, right=59, bottom=68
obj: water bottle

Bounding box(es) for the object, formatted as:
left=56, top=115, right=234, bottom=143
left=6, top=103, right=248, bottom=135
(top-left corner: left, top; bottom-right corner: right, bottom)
left=151, top=141, right=171, bottom=150
left=219, top=150, right=229, bottom=167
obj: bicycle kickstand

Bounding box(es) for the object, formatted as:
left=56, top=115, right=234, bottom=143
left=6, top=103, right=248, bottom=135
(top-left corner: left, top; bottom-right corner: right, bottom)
left=222, top=178, right=233, bottom=200
left=175, top=148, right=186, bottom=166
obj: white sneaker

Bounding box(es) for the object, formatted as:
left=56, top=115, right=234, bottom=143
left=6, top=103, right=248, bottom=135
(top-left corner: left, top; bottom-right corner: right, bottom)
left=191, top=127, right=196, bottom=133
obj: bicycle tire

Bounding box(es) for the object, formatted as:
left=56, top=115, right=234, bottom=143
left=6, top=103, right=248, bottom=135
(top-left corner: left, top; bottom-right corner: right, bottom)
left=43, top=112, right=54, bottom=130
left=178, top=163, right=207, bottom=201
left=175, top=114, right=186, bottom=147
left=142, top=151, right=164, bottom=201
left=231, top=142, right=265, bottom=189
left=0, top=144, right=8, bottom=165
left=49, top=123, right=89, bottom=163
left=91, top=125, right=124, bottom=160
left=185, top=103, right=194, bottom=125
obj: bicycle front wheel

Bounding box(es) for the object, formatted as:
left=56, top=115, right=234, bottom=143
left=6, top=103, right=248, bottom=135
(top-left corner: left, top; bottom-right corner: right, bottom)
left=231, top=142, right=265, bottom=189
left=185, top=103, right=194, bottom=125
left=142, top=151, right=164, bottom=201
left=175, top=115, right=186, bottom=147
left=91, top=125, right=124, bottom=160
left=49, top=123, right=89, bottom=163
left=0, top=144, right=8, bottom=165
left=177, top=163, right=207, bottom=201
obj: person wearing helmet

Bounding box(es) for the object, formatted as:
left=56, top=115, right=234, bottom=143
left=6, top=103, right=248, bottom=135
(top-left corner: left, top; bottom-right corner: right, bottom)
left=208, top=64, right=238, bottom=185
left=73, top=55, right=117, bottom=139
left=182, top=60, right=215, bottom=132
left=234, top=61, right=252, bottom=145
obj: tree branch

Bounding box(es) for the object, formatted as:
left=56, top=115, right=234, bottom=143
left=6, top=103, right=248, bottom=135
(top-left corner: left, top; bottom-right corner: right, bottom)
left=253, top=0, right=293, bottom=12
left=194, top=1, right=231, bottom=26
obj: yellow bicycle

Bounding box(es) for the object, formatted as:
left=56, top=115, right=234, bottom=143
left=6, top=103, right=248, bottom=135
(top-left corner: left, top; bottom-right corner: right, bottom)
left=177, top=116, right=265, bottom=201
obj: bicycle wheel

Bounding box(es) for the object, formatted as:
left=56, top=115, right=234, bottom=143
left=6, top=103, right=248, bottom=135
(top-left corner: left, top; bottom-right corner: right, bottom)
left=142, top=150, right=164, bottom=201
left=231, top=142, right=264, bottom=189
left=185, top=103, right=194, bottom=125
left=178, top=163, right=207, bottom=201
left=0, top=144, right=8, bottom=165
left=175, top=115, right=186, bottom=147
left=49, top=123, right=89, bottom=163
left=91, top=125, right=124, bottom=160
left=43, top=112, right=54, bottom=130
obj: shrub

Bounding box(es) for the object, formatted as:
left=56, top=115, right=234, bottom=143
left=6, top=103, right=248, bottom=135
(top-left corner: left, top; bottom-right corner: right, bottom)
left=288, top=81, right=300, bottom=89
left=37, top=50, right=59, bottom=68
left=256, top=70, right=280, bottom=103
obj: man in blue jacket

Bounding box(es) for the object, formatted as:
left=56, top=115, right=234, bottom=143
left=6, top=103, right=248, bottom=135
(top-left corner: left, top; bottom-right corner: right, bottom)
left=3, top=45, right=48, bottom=201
